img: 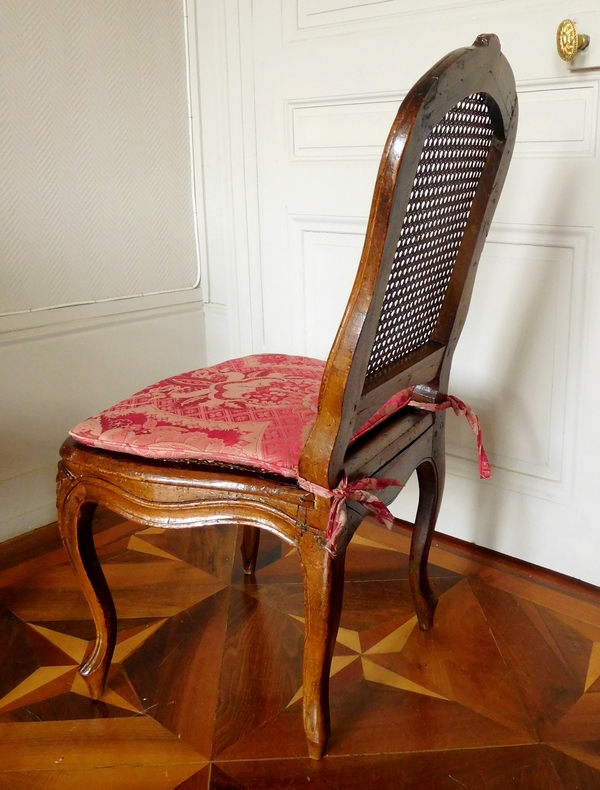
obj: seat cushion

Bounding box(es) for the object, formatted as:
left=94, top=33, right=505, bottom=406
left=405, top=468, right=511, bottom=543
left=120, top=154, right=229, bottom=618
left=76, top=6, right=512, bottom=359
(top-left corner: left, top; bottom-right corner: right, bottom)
left=69, top=353, right=412, bottom=479
left=70, top=355, right=326, bottom=478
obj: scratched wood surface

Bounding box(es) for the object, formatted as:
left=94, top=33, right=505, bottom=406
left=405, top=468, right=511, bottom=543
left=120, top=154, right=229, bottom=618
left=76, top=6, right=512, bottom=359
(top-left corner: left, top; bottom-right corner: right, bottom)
left=1, top=509, right=599, bottom=788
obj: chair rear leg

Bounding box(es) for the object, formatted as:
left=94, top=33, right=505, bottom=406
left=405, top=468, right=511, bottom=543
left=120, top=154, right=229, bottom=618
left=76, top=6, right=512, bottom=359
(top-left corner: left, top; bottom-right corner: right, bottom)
left=58, top=489, right=116, bottom=699
left=241, top=526, right=261, bottom=575
left=297, top=534, right=346, bottom=759
left=410, top=429, right=445, bottom=631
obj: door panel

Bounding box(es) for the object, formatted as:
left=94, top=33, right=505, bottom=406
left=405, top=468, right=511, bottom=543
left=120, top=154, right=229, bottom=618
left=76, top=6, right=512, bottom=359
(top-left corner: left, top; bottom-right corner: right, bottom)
left=199, top=0, right=600, bottom=584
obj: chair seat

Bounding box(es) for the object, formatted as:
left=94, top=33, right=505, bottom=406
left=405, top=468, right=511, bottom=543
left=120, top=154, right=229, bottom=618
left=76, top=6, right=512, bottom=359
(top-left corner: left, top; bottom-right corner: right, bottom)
left=70, top=354, right=411, bottom=479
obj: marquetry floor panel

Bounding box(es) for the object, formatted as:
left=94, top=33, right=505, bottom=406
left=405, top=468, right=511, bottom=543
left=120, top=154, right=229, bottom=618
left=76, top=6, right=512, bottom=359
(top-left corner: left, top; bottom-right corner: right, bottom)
left=1, top=510, right=600, bottom=788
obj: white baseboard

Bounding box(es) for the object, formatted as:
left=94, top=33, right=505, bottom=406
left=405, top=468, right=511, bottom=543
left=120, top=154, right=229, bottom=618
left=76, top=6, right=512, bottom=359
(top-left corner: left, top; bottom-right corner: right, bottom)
left=0, top=466, right=57, bottom=542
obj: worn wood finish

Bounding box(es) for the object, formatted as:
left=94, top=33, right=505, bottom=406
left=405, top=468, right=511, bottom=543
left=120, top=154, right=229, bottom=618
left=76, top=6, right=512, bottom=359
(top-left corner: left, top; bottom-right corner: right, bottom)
left=55, top=35, right=517, bottom=759
left=56, top=475, right=115, bottom=699
left=297, top=535, right=347, bottom=759
left=240, top=527, right=260, bottom=576
left=410, top=415, right=446, bottom=630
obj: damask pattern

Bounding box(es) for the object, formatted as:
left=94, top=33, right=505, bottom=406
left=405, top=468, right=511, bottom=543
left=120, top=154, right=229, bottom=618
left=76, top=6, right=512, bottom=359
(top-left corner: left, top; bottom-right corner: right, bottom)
left=71, top=355, right=325, bottom=478
left=70, top=354, right=489, bottom=482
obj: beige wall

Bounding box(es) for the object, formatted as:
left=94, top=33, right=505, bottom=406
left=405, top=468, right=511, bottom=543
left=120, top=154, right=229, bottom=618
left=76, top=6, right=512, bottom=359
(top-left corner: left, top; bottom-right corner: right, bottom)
left=0, top=1, right=207, bottom=540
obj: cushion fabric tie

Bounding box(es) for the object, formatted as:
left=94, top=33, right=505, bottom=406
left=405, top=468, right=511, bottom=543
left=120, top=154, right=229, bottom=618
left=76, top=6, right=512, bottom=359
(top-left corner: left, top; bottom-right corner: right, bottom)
left=301, top=389, right=490, bottom=555
left=409, top=393, right=491, bottom=479
left=298, top=474, right=403, bottom=556
left=353, top=387, right=491, bottom=480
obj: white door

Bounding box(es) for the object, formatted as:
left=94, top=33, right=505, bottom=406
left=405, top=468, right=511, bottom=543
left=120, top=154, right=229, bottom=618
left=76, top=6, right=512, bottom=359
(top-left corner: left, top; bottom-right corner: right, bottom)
left=196, top=1, right=600, bottom=585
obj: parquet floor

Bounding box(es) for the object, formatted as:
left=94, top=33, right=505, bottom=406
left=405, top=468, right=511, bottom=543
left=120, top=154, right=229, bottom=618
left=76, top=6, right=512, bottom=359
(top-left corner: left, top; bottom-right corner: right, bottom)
left=1, top=510, right=600, bottom=789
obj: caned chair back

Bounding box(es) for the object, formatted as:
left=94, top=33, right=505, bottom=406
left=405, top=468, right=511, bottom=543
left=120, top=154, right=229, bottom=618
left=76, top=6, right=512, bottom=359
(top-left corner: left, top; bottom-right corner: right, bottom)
left=299, top=34, right=518, bottom=488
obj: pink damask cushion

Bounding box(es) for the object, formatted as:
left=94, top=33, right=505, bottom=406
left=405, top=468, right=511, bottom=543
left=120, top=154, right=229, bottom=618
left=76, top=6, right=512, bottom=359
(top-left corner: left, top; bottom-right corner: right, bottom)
left=70, top=354, right=412, bottom=479
left=70, top=355, right=326, bottom=478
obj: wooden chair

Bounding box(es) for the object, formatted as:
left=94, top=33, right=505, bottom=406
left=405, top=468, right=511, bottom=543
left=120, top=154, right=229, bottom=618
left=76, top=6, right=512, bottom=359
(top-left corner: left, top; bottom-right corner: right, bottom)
left=56, top=34, right=517, bottom=759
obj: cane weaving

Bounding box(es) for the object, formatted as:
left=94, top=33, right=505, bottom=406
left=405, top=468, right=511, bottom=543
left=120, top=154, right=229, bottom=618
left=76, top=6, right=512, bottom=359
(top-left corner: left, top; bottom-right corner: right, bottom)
left=366, top=93, right=494, bottom=380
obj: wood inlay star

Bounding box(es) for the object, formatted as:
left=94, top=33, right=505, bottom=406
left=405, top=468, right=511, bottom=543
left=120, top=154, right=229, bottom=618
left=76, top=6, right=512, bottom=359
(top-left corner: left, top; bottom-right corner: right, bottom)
left=286, top=614, right=447, bottom=708
left=0, top=620, right=167, bottom=716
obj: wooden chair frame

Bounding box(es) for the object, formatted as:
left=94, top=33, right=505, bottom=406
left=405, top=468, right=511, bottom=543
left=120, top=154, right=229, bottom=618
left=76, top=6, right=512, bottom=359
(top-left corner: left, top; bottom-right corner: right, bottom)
left=57, top=35, right=517, bottom=759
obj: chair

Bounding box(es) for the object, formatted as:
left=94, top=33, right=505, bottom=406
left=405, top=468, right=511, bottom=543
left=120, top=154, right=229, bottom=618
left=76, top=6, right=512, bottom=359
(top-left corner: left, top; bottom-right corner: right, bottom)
left=56, top=34, right=517, bottom=759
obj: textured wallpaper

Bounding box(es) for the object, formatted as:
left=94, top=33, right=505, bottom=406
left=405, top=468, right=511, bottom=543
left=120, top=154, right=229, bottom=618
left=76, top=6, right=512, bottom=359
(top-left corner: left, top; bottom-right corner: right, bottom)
left=0, top=0, right=198, bottom=315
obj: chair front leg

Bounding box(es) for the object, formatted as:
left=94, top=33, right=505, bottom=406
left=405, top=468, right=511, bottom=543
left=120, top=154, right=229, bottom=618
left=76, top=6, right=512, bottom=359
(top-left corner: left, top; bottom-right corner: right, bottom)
left=297, top=533, right=347, bottom=760
left=58, top=486, right=116, bottom=699
left=410, top=425, right=445, bottom=631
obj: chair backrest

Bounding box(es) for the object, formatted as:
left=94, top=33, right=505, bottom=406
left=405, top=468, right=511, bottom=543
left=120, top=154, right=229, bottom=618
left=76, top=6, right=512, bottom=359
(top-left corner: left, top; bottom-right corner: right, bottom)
left=299, top=34, right=518, bottom=489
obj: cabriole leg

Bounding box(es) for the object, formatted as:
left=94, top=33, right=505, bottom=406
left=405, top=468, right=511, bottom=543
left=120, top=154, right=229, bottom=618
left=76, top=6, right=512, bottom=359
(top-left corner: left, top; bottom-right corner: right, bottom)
left=241, top=525, right=261, bottom=575
left=298, top=534, right=346, bottom=760
left=410, top=426, right=445, bottom=631
left=58, top=488, right=116, bottom=699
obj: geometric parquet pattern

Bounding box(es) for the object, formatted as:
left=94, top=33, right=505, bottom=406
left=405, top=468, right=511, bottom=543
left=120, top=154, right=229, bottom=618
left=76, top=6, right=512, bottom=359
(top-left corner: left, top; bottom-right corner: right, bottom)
left=2, top=509, right=600, bottom=788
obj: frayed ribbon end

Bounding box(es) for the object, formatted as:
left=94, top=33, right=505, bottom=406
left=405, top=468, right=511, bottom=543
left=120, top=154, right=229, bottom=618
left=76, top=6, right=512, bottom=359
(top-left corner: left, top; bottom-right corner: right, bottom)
left=298, top=475, right=402, bottom=556
left=298, top=388, right=491, bottom=556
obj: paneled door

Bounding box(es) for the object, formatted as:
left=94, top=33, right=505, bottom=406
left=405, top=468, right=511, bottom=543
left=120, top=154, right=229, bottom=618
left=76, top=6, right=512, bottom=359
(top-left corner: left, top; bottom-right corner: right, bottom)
left=197, top=1, right=600, bottom=585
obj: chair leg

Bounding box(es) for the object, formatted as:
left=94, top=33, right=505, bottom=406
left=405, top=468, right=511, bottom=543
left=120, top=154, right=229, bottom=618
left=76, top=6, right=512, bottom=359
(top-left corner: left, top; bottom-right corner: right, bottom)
left=58, top=489, right=116, bottom=699
left=410, top=433, right=446, bottom=631
left=297, top=534, right=346, bottom=760
left=241, top=526, right=260, bottom=575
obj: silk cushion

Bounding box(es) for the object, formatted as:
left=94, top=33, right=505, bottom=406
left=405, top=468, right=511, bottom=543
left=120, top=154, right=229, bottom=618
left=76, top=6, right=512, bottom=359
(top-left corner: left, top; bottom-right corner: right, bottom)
left=70, top=354, right=409, bottom=478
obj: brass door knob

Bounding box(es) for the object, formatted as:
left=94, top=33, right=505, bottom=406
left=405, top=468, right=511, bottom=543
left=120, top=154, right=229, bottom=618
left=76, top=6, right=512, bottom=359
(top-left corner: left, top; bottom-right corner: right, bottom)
left=557, top=19, right=590, bottom=61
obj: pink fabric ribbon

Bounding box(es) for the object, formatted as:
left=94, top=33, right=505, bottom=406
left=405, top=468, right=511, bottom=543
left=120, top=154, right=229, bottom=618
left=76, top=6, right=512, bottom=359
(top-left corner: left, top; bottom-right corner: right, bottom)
left=406, top=393, right=491, bottom=480
left=298, top=474, right=402, bottom=556
left=353, top=387, right=491, bottom=480
left=299, top=388, right=490, bottom=555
